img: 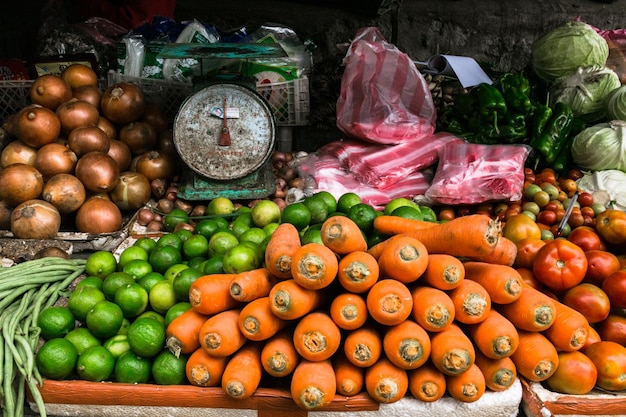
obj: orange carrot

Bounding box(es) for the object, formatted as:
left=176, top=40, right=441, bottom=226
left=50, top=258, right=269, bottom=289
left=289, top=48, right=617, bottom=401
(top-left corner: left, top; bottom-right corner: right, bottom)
left=377, top=235, right=429, bottom=284
left=165, top=307, right=209, bottom=358
left=467, top=235, right=518, bottom=266
left=383, top=319, right=431, bottom=370
left=372, top=215, right=439, bottom=236
left=268, top=278, right=325, bottom=320
left=430, top=323, right=476, bottom=376
left=420, top=253, right=465, bottom=290
left=465, top=309, right=519, bottom=359
left=261, top=329, right=299, bottom=378
left=293, top=311, right=341, bottom=361
left=189, top=273, right=241, bottom=315
left=238, top=296, right=288, bottom=341
left=463, top=261, right=523, bottom=304
left=510, top=330, right=559, bottom=382
left=290, top=359, right=337, bottom=410
left=320, top=215, right=368, bottom=255
left=366, top=278, right=413, bottom=326
left=333, top=351, right=365, bottom=396
left=185, top=347, right=229, bottom=387
left=496, top=285, right=556, bottom=332
left=474, top=351, right=517, bottom=392
left=198, top=309, right=246, bottom=357
left=542, top=301, right=590, bottom=352
left=291, top=242, right=339, bottom=290
left=448, top=278, right=492, bottom=324
left=364, top=357, right=409, bottom=404
left=408, top=362, right=446, bottom=402
left=337, top=250, right=379, bottom=293
left=229, top=268, right=277, bottom=303
left=264, top=222, right=301, bottom=279
left=373, top=214, right=501, bottom=259
left=410, top=285, right=455, bottom=332
left=343, top=324, right=383, bottom=368
left=367, top=234, right=404, bottom=260
left=329, top=292, right=368, bottom=330
left=446, top=363, right=486, bottom=403
left=221, top=343, right=263, bottom=399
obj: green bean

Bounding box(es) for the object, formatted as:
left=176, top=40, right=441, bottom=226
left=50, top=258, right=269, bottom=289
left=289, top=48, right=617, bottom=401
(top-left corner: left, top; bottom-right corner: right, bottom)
left=4, top=338, right=16, bottom=417
left=14, top=334, right=34, bottom=383
left=0, top=333, right=4, bottom=390
left=0, top=285, right=39, bottom=314
left=24, top=374, right=47, bottom=417
left=0, top=258, right=85, bottom=278
left=15, top=373, right=25, bottom=417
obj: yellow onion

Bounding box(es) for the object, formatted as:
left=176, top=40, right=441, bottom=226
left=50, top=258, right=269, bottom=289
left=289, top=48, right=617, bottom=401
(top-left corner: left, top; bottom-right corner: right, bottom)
left=42, top=173, right=86, bottom=214
left=110, top=171, right=152, bottom=211
left=75, top=197, right=123, bottom=234
left=0, top=163, right=44, bottom=206
left=10, top=199, right=61, bottom=239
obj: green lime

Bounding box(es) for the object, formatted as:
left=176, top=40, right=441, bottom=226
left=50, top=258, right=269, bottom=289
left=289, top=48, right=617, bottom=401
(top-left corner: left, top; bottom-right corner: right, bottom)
left=117, top=318, right=131, bottom=335
left=165, top=302, right=192, bottom=327
left=183, top=234, right=210, bottom=260
left=172, top=268, right=202, bottom=302
left=164, top=208, right=190, bottom=232
left=127, top=316, right=166, bottom=358
left=303, top=196, right=330, bottom=225
left=233, top=211, right=254, bottom=228
left=235, top=205, right=251, bottom=214
left=122, top=259, right=153, bottom=280
left=251, top=200, right=281, bottom=228
left=201, top=256, right=224, bottom=275
left=103, top=334, right=131, bottom=358
left=85, top=251, right=117, bottom=279
left=367, top=230, right=390, bottom=249
left=213, top=216, right=230, bottom=230
left=137, top=310, right=166, bottom=328
left=86, top=300, right=124, bottom=340
left=118, top=245, right=149, bottom=270
left=312, top=191, right=337, bottom=214
left=133, top=237, right=157, bottom=255
left=114, top=282, right=149, bottom=318
left=263, top=222, right=279, bottom=237
left=208, top=231, right=239, bottom=258
left=347, top=203, right=378, bottom=234
left=383, top=197, right=419, bottom=215
left=301, top=228, right=323, bottom=245
left=164, top=263, right=190, bottom=282
left=76, top=345, right=115, bottom=382
left=238, top=240, right=264, bottom=264
left=193, top=218, right=221, bottom=240
left=174, top=227, right=194, bottom=243
left=136, top=271, right=165, bottom=293
left=418, top=205, right=438, bottom=223
left=149, top=280, right=177, bottom=315
left=149, top=244, right=184, bottom=274
left=391, top=205, right=424, bottom=220
left=206, top=197, right=235, bottom=216
left=337, top=192, right=362, bottom=214
left=36, top=338, right=78, bottom=380
left=281, top=202, right=311, bottom=231
left=230, top=220, right=250, bottom=240
left=114, top=351, right=152, bottom=384
left=156, top=233, right=184, bottom=252
left=68, top=285, right=106, bottom=322
left=222, top=243, right=261, bottom=274
left=64, top=327, right=101, bottom=355
left=102, top=271, right=135, bottom=301
left=151, top=349, right=188, bottom=385
left=186, top=257, right=206, bottom=271
left=75, top=276, right=104, bottom=291
left=239, top=227, right=267, bottom=245
left=37, top=306, right=76, bottom=340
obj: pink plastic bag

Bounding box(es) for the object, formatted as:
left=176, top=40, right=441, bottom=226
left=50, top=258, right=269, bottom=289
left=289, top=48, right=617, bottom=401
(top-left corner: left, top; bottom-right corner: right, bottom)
left=336, top=27, right=437, bottom=145
left=425, top=142, right=532, bottom=205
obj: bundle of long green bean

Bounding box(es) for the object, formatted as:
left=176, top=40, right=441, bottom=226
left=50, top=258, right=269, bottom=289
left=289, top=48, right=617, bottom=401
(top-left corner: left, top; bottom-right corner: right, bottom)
left=0, top=257, right=86, bottom=417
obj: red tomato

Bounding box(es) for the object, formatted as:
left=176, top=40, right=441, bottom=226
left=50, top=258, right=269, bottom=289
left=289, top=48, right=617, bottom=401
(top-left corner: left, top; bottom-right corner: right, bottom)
left=536, top=210, right=557, bottom=227
left=567, top=226, right=605, bottom=252
left=502, top=213, right=542, bottom=243
left=595, top=209, right=626, bottom=245
left=532, top=239, right=588, bottom=293
left=545, top=351, right=597, bottom=395
left=562, top=282, right=611, bottom=324
left=597, top=314, right=626, bottom=346
left=514, top=238, right=547, bottom=269
left=577, top=191, right=594, bottom=207
left=584, top=341, right=626, bottom=391
left=584, top=250, right=622, bottom=285
left=602, top=270, right=626, bottom=309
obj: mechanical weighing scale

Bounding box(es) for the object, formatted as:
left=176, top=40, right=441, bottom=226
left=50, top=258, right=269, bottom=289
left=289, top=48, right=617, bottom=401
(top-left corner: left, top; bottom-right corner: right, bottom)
left=158, top=42, right=289, bottom=201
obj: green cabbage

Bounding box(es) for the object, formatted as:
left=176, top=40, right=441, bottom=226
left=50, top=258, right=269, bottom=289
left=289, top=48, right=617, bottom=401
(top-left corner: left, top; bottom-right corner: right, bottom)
left=549, top=65, right=620, bottom=123
left=606, top=85, right=626, bottom=121
left=571, top=120, right=626, bottom=172
left=531, top=21, right=609, bottom=83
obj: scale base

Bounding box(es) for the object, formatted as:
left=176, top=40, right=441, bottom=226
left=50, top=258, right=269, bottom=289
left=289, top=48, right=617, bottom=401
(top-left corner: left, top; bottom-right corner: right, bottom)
left=177, top=161, right=276, bottom=201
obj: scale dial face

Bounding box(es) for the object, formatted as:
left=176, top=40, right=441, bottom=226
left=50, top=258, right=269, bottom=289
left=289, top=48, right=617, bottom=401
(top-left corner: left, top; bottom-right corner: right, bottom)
left=173, top=83, right=276, bottom=180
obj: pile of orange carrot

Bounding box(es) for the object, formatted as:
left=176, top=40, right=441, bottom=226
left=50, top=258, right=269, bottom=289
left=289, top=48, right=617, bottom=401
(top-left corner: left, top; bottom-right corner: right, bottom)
left=164, top=213, right=596, bottom=410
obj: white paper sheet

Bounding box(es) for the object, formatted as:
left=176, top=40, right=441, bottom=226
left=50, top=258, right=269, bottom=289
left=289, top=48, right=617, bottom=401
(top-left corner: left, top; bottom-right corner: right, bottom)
left=417, top=54, right=492, bottom=88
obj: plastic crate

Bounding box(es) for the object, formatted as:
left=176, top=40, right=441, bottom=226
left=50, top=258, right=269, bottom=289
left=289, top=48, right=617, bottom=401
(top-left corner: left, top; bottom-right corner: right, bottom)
left=107, top=71, right=309, bottom=127
left=0, top=79, right=33, bottom=123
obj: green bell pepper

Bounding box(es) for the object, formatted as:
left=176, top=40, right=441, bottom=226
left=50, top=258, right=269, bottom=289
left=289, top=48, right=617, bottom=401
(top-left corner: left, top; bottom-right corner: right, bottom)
left=529, top=102, right=574, bottom=165
left=494, top=72, right=533, bottom=114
